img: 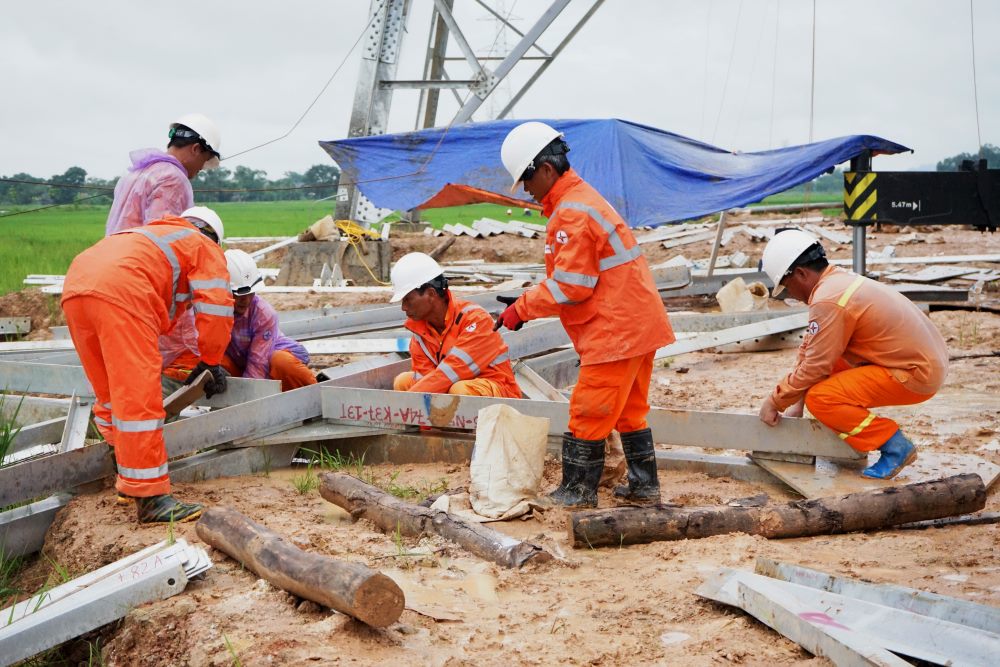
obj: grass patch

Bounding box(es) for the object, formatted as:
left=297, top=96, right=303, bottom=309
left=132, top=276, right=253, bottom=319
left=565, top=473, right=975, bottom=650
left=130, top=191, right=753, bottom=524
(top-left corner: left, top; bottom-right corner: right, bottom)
left=381, top=471, right=449, bottom=501
left=0, top=392, right=25, bottom=466
left=291, top=463, right=319, bottom=495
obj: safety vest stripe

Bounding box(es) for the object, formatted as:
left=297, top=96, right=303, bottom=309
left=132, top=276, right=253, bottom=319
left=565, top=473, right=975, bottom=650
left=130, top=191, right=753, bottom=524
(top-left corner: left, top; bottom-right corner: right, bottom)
left=124, top=227, right=195, bottom=319
left=553, top=269, right=598, bottom=288
left=112, top=416, right=165, bottom=432
left=544, top=278, right=578, bottom=305
left=838, top=412, right=877, bottom=440
left=555, top=201, right=641, bottom=273
left=837, top=276, right=866, bottom=308
left=415, top=336, right=435, bottom=362
left=413, top=372, right=423, bottom=380
left=93, top=415, right=112, bottom=427
left=100, top=401, right=112, bottom=410
left=189, top=278, right=231, bottom=291
left=490, top=351, right=509, bottom=366
left=448, top=346, right=481, bottom=376
left=192, top=302, right=234, bottom=317
left=175, top=293, right=191, bottom=303
left=438, top=360, right=460, bottom=383
left=117, top=463, right=169, bottom=480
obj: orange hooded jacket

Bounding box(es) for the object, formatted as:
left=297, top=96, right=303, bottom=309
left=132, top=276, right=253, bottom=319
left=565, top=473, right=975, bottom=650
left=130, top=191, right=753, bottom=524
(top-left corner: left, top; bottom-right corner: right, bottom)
left=61, top=216, right=233, bottom=365
left=513, top=169, right=674, bottom=365
left=405, top=293, right=520, bottom=398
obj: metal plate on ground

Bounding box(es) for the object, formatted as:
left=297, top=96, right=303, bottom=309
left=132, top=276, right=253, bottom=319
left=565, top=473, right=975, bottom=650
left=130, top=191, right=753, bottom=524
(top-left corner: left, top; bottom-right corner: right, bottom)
left=754, top=452, right=1000, bottom=498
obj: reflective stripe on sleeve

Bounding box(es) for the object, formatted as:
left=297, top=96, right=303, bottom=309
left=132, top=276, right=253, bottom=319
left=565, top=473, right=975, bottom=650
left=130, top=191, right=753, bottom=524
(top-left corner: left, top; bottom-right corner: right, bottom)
left=553, top=269, right=598, bottom=288
left=192, top=302, right=234, bottom=317
left=837, top=276, right=866, bottom=308
left=460, top=303, right=485, bottom=314
left=448, top=346, right=481, bottom=376
left=175, top=293, right=191, bottom=303
left=189, top=278, right=231, bottom=291
left=413, top=372, right=423, bottom=380
left=117, top=463, right=169, bottom=480
left=544, top=278, right=578, bottom=305
left=124, top=228, right=194, bottom=319
left=556, top=201, right=642, bottom=273
left=490, top=351, right=509, bottom=366
left=112, top=416, right=165, bottom=433
left=438, top=360, right=460, bottom=383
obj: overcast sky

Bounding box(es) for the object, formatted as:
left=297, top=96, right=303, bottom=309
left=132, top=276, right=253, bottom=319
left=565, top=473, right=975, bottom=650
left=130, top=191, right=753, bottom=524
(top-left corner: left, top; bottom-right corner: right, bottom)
left=2, top=0, right=996, bottom=180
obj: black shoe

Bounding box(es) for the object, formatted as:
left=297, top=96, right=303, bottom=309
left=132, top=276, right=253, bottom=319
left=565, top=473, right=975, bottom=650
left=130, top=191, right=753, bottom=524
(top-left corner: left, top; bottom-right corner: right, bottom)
left=136, top=494, right=204, bottom=524
left=612, top=428, right=661, bottom=504
left=539, top=434, right=605, bottom=509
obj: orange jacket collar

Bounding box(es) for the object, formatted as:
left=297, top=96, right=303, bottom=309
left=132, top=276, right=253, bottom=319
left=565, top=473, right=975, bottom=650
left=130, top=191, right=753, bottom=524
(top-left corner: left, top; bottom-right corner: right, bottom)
left=541, top=168, right=584, bottom=217
left=807, top=264, right=840, bottom=305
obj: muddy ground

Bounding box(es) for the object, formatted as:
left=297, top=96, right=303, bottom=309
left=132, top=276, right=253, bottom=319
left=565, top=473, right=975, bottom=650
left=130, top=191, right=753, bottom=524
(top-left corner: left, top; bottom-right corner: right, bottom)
left=5, top=213, right=1000, bottom=666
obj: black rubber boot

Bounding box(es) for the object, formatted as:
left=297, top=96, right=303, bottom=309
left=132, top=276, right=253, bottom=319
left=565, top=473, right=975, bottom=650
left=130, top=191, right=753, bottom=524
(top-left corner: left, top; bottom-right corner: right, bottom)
left=540, top=434, right=605, bottom=509
left=136, top=494, right=204, bottom=524
left=612, top=428, right=661, bottom=504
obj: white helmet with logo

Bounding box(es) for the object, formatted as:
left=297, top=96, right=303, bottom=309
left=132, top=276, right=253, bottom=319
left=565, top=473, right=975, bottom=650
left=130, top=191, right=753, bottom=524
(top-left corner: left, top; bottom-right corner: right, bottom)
left=500, top=121, right=564, bottom=193
left=390, top=252, right=444, bottom=303
left=171, top=113, right=222, bottom=170
left=180, top=206, right=225, bottom=244
left=225, top=249, right=263, bottom=295
left=760, top=229, right=823, bottom=296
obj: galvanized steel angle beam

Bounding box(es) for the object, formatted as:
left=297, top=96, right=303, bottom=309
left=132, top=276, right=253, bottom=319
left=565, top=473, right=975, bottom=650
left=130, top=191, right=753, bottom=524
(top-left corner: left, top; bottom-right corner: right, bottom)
left=654, top=312, right=809, bottom=359
left=0, top=493, right=72, bottom=558
left=58, top=393, right=91, bottom=452
left=0, top=539, right=209, bottom=667
left=320, top=387, right=858, bottom=458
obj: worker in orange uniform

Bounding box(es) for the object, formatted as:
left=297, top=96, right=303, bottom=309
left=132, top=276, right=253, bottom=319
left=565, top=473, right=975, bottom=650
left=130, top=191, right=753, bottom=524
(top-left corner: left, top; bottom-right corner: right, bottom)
left=390, top=252, right=520, bottom=398
left=62, top=207, right=234, bottom=523
left=219, top=249, right=317, bottom=391
left=758, top=229, right=949, bottom=479
left=496, top=122, right=675, bottom=508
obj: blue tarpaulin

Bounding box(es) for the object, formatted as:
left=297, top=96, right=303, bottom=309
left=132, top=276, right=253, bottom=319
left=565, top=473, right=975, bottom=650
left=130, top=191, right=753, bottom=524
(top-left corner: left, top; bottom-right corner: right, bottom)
left=319, top=118, right=909, bottom=228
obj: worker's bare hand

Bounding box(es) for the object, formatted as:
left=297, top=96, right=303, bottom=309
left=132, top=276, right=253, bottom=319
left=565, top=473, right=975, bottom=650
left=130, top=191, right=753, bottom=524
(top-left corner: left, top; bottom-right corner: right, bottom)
left=758, top=396, right=781, bottom=426
left=784, top=399, right=804, bottom=419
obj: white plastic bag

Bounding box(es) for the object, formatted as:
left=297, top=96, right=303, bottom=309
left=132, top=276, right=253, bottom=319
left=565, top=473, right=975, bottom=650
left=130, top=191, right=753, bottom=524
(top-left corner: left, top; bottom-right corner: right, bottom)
left=468, top=404, right=549, bottom=520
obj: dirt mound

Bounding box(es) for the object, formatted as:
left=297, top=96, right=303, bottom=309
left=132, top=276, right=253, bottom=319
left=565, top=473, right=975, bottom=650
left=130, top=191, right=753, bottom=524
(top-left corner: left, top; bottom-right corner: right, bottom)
left=0, top=287, right=64, bottom=339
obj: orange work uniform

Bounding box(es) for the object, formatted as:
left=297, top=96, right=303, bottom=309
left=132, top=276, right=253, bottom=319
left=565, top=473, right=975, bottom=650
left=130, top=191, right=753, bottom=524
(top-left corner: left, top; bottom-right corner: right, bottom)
left=394, top=292, right=520, bottom=398
left=511, top=169, right=674, bottom=440
left=62, top=216, right=233, bottom=497
left=771, top=266, right=949, bottom=451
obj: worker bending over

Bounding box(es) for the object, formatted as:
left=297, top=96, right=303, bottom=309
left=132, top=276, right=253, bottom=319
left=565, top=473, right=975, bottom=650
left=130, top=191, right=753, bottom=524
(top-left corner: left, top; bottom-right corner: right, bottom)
left=220, top=249, right=317, bottom=391
left=758, top=230, right=949, bottom=479
left=495, top=122, right=675, bottom=508
left=62, top=207, right=233, bottom=523
left=106, top=113, right=222, bottom=236
left=391, top=252, right=520, bottom=398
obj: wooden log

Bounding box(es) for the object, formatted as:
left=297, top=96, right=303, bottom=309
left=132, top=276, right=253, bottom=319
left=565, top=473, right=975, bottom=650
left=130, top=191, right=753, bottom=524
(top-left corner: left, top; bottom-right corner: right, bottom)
left=570, top=473, right=987, bottom=548
left=319, top=472, right=551, bottom=568
left=195, top=506, right=404, bottom=628
left=429, top=235, right=457, bottom=261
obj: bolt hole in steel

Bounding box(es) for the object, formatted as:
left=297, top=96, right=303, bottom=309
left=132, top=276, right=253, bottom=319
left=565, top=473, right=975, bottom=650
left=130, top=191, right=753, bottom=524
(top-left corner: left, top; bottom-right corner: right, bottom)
left=167, top=578, right=176, bottom=586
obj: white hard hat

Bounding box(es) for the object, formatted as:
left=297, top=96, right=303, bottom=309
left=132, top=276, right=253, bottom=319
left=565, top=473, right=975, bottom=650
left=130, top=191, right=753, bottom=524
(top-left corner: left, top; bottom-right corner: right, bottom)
left=760, top=229, right=822, bottom=296
left=500, top=121, right=564, bottom=193
left=390, top=252, right=444, bottom=303
left=225, top=249, right=263, bottom=295
left=171, top=113, right=222, bottom=170
left=181, top=206, right=225, bottom=244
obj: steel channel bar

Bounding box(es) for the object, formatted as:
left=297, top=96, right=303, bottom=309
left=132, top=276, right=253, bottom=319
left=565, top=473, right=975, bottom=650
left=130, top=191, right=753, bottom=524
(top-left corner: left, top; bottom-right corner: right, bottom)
left=0, top=494, right=72, bottom=558
left=320, top=387, right=858, bottom=459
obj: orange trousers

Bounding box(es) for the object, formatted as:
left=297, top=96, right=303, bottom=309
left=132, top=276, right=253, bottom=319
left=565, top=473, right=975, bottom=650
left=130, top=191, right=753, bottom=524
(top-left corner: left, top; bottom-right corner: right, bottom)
left=393, top=371, right=508, bottom=397
left=63, top=296, right=170, bottom=498
left=569, top=352, right=654, bottom=440
left=804, top=360, right=934, bottom=452
left=221, top=350, right=317, bottom=392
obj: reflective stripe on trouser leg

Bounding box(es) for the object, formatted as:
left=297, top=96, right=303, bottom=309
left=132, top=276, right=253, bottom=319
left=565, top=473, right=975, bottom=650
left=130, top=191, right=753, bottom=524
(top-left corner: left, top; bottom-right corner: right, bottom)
left=75, top=298, right=172, bottom=497
left=804, top=363, right=934, bottom=452
left=269, top=350, right=318, bottom=392
left=568, top=352, right=654, bottom=441
left=62, top=297, right=117, bottom=445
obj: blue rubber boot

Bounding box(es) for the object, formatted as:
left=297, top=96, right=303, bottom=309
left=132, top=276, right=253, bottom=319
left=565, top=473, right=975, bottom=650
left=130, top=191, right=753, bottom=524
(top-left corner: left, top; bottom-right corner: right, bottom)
left=862, top=430, right=917, bottom=479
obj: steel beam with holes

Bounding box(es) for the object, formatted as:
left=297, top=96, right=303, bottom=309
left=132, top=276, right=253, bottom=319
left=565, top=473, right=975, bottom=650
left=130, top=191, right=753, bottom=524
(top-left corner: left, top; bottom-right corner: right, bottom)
left=320, top=387, right=859, bottom=458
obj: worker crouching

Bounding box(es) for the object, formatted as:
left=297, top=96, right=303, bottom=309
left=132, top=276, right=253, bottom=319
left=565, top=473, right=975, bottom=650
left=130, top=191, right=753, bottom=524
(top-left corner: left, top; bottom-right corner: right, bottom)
left=390, top=252, right=520, bottom=399
left=758, top=230, right=949, bottom=479
left=495, top=122, right=675, bottom=508
left=61, top=207, right=233, bottom=523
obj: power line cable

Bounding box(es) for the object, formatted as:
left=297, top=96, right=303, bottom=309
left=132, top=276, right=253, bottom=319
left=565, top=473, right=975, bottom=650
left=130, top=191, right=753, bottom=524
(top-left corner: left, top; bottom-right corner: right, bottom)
left=710, top=0, right=744, bottom=144
left=969, top=0, right=983, bottom=159
left=0, top=193, right=108, bottom=219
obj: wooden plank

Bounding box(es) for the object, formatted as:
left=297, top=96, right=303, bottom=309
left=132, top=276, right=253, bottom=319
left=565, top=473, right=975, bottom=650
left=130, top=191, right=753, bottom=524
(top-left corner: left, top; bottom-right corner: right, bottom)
left=755, top=558, right=1000, bottom=634
left=754, top=451, right=1000, bottom=498
left=320, top=387, right=860, bottom=458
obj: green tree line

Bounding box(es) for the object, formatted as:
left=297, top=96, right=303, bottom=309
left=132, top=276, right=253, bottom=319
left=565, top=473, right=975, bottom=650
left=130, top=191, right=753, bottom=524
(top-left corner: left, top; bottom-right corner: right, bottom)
left=0, top=164, right=340, bottom=206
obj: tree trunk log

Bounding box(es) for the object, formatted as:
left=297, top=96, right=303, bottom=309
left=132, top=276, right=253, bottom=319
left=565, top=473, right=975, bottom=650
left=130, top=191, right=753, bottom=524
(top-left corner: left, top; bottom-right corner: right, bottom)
left=319, top=472, right=551, bottom=568
left=428, top=236, right=457, bottom=261
left=195, top=506, right=404, bottom=628
left=570, top=473, right=987, bottom=548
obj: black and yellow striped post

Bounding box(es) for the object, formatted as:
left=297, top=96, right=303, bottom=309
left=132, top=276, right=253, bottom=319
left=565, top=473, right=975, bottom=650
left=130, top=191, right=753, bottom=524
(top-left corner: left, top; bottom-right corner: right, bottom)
left=843, top=171, right=877, bottom=222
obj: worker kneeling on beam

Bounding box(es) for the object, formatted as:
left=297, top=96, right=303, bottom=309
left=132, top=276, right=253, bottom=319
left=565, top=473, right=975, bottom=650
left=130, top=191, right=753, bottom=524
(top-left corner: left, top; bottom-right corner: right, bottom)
left=221, top=249, right=317, bottom=391
left=390, top=252, right=520, bottom=399
left=758, top=230, right=949, bottom=479
left=496, top=122, right=675, bottom=508
left=61, top=207, right=234, bottom=523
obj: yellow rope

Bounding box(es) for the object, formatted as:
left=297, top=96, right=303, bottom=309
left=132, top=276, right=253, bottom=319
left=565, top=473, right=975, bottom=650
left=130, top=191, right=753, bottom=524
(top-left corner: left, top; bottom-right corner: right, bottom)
left=335, top=220, right=391, bottom=285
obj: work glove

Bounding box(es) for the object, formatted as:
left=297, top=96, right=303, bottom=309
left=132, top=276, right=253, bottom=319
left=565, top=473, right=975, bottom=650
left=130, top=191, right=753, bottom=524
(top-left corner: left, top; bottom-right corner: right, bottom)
left=493, top=295, right=525, bottom=331
left=184, top=361, right=229, bottom=398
